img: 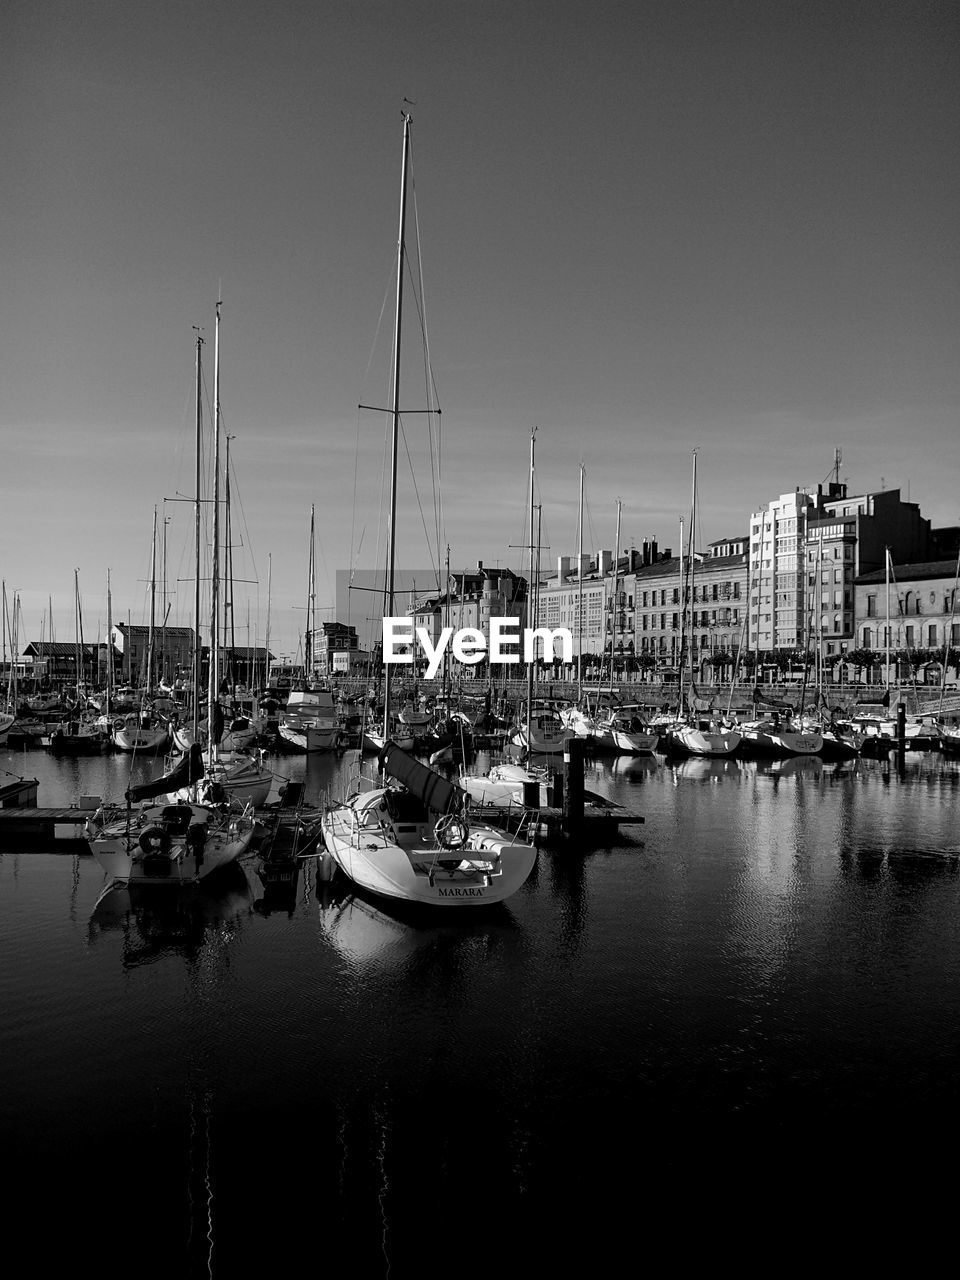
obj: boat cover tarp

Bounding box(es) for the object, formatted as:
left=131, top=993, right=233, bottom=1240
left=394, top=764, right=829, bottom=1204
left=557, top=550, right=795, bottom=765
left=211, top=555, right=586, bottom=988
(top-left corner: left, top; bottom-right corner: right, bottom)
left=378, top=741, right=467, bottom=815
left=856, top=690, right=891, bottom=708
left=751, top=687, right=795, bottom=713
left=686, top=682, right=713, bottom=712
left=125, top=744, right=204, bottom=804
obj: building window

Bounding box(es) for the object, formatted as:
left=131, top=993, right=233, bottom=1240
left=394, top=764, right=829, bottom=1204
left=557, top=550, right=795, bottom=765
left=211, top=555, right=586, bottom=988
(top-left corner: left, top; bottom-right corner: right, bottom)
left=863, top=627, right=872, bottom=648
left=928, top=625, right=937, bottom=646
left=867, top=595, right=876, bottom=617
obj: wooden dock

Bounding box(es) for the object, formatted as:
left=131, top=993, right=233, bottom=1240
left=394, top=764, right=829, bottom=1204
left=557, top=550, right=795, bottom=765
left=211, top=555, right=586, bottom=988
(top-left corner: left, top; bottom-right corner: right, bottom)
left=534, top=806, right=644, bottom=847
left=0, top=807, right=94, bottom=851
left=468, top=800, right=644, bottom=849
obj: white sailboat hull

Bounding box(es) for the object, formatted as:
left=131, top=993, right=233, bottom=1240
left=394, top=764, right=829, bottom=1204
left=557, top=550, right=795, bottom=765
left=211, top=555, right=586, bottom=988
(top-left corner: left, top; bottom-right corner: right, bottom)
left=322, top=789, right=537, bottom=907
left=86, top=802, right=255, bottom=885
left=668, top=723, right=742, bottom=757
left=608, top=726, right=660, bottom=755
left=112, top=722, right=170, bottom=753
left=460, top=763, right=549, bottom=809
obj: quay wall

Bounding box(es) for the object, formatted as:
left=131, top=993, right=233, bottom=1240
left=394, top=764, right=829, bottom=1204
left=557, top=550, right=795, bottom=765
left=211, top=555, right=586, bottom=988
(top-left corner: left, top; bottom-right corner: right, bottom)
left=326, top=678, right=960, bottom=718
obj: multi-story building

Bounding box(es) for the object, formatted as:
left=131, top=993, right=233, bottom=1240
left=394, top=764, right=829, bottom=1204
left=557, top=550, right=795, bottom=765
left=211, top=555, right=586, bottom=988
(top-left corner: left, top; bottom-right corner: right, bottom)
left=316, top=621, right=363, bottom=676
left=808, top=485, right=933, bottom=657
left=625, top=537, right=748, bottom=678
left=854, top=558, right=960, bottom=680
left=407, top=563, right=525, bottom=675
left=536, top=551, right=610, bottom=664
left=753, top=483, right=933, bottom=660
left=749, top=490, right=815, bottom=653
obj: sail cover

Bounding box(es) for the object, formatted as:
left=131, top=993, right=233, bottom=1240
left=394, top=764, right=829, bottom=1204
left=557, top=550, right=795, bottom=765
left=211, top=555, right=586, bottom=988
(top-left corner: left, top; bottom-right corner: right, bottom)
left=752, top=686, right=795, bottom=713
left=125, top=743, right=204, bottom=804
left=378, top=741, right=467, bottom=815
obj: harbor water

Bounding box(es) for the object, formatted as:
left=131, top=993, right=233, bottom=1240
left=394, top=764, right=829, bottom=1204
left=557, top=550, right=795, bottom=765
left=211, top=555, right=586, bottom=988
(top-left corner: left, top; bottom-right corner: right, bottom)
left=2, top=744, right=960, bottom=1273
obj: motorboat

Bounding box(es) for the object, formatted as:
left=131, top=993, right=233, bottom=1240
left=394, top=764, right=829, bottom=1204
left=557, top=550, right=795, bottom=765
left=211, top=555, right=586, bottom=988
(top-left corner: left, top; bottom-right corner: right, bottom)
left=279, top=687, right=341, bottom=752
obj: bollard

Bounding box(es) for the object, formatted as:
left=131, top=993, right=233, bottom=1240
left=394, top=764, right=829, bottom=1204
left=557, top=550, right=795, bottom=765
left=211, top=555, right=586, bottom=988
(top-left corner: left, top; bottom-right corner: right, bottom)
left=522, top=780, right=541, bottom=809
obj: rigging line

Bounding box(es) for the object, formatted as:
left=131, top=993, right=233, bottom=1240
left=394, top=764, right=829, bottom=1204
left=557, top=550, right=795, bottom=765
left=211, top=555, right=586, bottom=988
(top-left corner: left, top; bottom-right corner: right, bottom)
left=352, top=265, right=395, bottom=606
left=398, top=416, right=440, bottom=588
left=349, top=404, right=364, bottom=634
left=408, top=172, right=445, bottom=557
left=403, top=249, right=444, bottom=564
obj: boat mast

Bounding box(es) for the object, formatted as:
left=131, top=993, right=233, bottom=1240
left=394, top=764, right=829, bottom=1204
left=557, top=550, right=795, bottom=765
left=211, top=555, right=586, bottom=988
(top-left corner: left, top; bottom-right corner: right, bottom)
left=525, top=429, right=536, bottom=752
left=577, top=463, right=584, bottom=698
left=753, top=509, right=766, bottom=701
left=688, top=449, right=698, bottom=698
left=106, top=569, right=113, bottom=719
left=306, top=504, right=316, bottom=682
left=884, top=546, right=891, bottom=694
left=676, top=514, right=684, bottom=717
left=608, top=499, right=622, bottom=702
left=224, top=432, right=235, bottom=696
left=816, top=528, right=824, bottom=698
left=209, top=297, right=222, bottom=761
left=443, top=545, right=451, bottom=700
left=193, top=327, right=203, bottom=741
left=938, top=547, right=960, bottom=716
left=147, top=505, right=157, bottom=692
left=264, top=552, right=272, bottom=695
left=74, top=568, right=81, bottom=704
left=383, top=112, right=411, bottom=743
left=12, top=594, right=20, bottom=710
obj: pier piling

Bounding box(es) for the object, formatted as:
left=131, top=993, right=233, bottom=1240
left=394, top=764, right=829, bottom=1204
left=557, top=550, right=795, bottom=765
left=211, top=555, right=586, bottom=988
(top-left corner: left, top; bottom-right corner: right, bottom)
left=563, top=738, right=585, bottom=836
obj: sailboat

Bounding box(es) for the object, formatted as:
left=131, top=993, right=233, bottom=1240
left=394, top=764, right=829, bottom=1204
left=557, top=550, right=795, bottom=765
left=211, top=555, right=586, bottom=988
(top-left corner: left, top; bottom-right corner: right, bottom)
left=1, top=584, right=19, bottom=745
left=278, top=506, right=341, bottom=753
left=47, top=572, right=112, bottom=755
left=591, top=500, right=659, bottom=755
left=509, top=431, right=568, bottom=756
left=172, top=310, right=273, bottom=806
left=86, top=317, right=258, bottom=885
left=322, top=114, right=537, bottom=908
left=113, top=513, right=170, bottom=754
left=664, top=452, right=741, bottom=759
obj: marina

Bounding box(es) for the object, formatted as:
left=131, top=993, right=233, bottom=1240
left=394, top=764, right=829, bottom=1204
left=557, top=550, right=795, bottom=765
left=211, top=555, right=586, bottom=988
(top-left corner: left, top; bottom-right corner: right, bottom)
left=3, top=742, right=960, bottom=1272
left=5, top=3, right=960, bottom=1271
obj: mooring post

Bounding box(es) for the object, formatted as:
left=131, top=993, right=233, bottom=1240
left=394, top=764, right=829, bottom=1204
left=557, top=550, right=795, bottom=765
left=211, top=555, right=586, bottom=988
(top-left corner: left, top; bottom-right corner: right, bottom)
left=550, top=770, right=564, bottom=809
left=896, top=702, right=907, bottom=761
left=563, top=737, right=585, bottom=836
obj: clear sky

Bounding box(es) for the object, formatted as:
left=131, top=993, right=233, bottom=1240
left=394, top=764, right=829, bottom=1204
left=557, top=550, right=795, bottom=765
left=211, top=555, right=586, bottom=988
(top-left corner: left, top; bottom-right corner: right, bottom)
left=3, top=0, right=958, bottom=662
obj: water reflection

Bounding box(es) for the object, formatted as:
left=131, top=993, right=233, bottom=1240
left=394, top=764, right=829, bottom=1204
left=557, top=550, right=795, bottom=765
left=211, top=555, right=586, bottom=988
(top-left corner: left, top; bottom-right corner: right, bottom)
left=609, top=754, right=662, bottom=780
left=315, top=879, right=523, bottom=974
left=87, top=863, right=254, bottom=968
left=669, top=756, right=742, bottom=783
left=11, top=741, right=960, bottom=1270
